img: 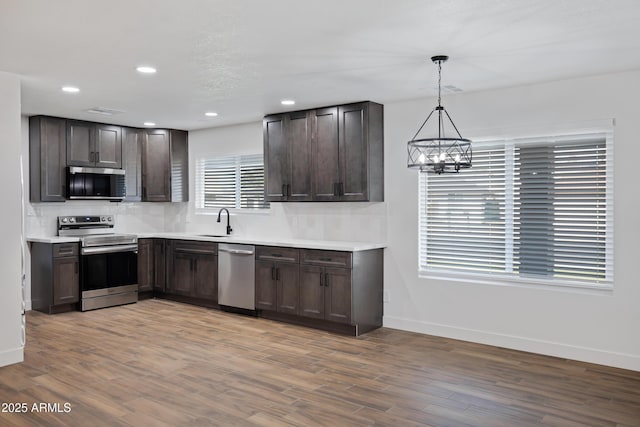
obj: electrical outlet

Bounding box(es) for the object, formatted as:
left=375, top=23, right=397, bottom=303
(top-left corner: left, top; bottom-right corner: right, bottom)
left=383, top=291, right=390, bottom=303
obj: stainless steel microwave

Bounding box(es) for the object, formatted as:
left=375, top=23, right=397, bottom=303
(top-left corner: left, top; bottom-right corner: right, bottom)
left=66, top=167, right=126, bottom=201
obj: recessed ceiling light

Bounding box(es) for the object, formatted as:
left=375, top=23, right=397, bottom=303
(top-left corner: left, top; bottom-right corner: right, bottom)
left=61, top=86, right=80, bottom=93
left=143, top=122, right=156, bottom=126
left=281, top=99, right=295, bottom=106
left=205, top=112, right=218, bottom=117
left=136, top=66, right=157, bottom=74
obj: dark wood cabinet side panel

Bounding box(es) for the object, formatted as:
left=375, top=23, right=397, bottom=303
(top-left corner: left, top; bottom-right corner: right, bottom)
left=255, top=261, right=277, bottom=311
left=312, top=107, right=340, bottom=200
left=299, top=265, right=324, bottom=320
left=351, top=249, right=384, bottom=332
left=263, top=115, right=287, bottom=201
left=367, top=102, right=384, bottom=202
left=122, top=128, right=142, bottom=201
left=137, top=239, right=154, bottom=292
left=30, top=242, right=54, bottom=312
left=338, top=104, right=368, bottom=201
left=170, top=130, right=189, bottom=202
left=153, top=239, right=166, bottom=292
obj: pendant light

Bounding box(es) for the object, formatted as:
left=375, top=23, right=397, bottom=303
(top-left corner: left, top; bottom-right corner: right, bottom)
left=407, top=55, right=472, bottom=174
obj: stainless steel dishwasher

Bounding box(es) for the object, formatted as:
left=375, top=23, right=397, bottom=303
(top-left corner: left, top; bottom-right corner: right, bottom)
left=218, top=243, right=256, bottom=312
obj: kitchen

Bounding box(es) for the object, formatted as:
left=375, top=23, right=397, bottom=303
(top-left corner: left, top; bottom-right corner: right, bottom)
left=2, top=1, right=640, bottom=425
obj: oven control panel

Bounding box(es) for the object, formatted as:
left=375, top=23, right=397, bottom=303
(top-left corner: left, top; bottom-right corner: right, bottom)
left=57, top=215, right=115, bottom=236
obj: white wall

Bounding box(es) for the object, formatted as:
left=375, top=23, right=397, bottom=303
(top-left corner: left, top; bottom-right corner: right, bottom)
left=0, top=72, right=24, bottom=367
left=384, top=70, right=640, bottom=371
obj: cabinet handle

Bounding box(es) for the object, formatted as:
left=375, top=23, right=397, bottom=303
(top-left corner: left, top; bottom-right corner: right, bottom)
left=324, top=273, right=329, bottom=287
left=333, top=183, right=339, bottom=196
left=339, top=182, right=344, bottom=196
left=282, top=184, right=287, bottom=197
left=287, top=184, right=291, bottom=197
left=319, top=273, right=324, bottom=287
left=275, top=268, right=280, bottom=281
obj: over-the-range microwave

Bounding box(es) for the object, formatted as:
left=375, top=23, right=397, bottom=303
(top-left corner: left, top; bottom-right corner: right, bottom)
left=66, top=166, right=126, bottom=201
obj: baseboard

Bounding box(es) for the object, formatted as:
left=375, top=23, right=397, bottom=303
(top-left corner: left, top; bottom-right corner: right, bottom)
left=0, top=346, right=24, bottom=367
left=383, top=316, right=640, bottom=372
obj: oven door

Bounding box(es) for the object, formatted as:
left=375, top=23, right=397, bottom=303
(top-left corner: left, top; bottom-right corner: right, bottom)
left=81, top=250, right=138, bottom=291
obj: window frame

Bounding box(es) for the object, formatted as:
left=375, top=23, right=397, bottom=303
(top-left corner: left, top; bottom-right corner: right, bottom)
left=195, top=153, right=270, bottom=213
left=418, top=130, right=614, bottom=292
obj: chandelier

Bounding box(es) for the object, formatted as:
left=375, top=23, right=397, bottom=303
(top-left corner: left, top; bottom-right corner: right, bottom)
left=407, top=55, right=472, bottom=174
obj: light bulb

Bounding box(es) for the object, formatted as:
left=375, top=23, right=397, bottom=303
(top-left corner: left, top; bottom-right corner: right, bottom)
left=418, top=153, right=426, bottom=163
left=440, top=152, right=446, bottom=161
left=432, top=155, right=439, bottom=164
left=455, top=154, right=461, bottom=162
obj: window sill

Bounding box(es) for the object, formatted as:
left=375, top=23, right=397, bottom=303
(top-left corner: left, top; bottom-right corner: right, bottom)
left=418, top=270, right=613, bottom=295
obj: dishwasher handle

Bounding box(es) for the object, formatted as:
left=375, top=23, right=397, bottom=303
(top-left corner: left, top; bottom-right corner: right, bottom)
left=218, top=248, right=255, bottom=255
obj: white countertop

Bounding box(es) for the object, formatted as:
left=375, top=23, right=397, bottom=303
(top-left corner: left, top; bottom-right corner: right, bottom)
left=27, top=233, right=385, bottom=252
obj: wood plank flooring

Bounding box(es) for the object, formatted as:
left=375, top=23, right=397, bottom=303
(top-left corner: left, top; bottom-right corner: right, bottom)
left=1, top=299, right=639, bottom=426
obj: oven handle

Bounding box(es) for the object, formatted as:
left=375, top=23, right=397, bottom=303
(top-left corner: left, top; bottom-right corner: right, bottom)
left=81, top=244, right=138, bottom=255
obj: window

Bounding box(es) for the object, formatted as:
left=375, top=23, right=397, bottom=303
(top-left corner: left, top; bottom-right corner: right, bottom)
left=419, top=132, right=613, bottom=288
left=196, top=154, right=269, bottom=210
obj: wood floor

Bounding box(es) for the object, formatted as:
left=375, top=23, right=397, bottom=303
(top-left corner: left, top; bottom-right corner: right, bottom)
left=1, top=300, right=639, bottom=427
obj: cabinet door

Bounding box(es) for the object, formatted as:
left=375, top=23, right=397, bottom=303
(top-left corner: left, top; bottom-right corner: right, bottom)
left=30, top=116, right=67, bottom=202
left=137, top=239, right=153, bottom=292
left=142, top=129, right=171, bottom=202
left=338, top=103, right=368, bottom=201
left=53, top=256, right=79, bottom=305
left=263, top=114, right=288, bottom=201
left=95, top=125, right=122, bottom=168
left=255, top=261, right=276, bottom=311
left=153, top=239, right=166, bottom=292
left=122, top=127, right=142, bottom=201
left=67, top=120, right=95, bottom=167
left=276, top=263, right=299, bottom=315
left=193, top=253, right=217, bottom=301
left=168, top=249, right=194, bottom=296
left=312, top=107, right=340, bottom=201
left=286, top=111, right=312, bottom=201
left=299, top=265, right=324, bottom=320
left=324, top=267, right=352, bottom=324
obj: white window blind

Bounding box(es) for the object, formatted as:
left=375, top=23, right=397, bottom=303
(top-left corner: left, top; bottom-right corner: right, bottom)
left=196, top=154, right=269, bottom=210
left=419, top=132, right=613, bottom=288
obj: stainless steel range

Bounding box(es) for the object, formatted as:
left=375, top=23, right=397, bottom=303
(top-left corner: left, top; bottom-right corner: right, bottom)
left=58, top=216, right=138, bottom=311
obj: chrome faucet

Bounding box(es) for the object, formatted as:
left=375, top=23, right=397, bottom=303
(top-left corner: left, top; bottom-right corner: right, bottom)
left=216, top=208, right=233, bottom=235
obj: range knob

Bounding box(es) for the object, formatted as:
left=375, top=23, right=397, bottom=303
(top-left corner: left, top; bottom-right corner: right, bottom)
left=69, top=217, right=76, bottom=223
left=61, top=217, right=68, bottom=223
left=107, top=216, right=113, bottom=222
left=101, top=216, right=106, bottom=222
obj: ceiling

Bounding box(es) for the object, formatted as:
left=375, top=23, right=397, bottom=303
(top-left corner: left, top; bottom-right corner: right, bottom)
left=2, top=0, right=640, bottom=130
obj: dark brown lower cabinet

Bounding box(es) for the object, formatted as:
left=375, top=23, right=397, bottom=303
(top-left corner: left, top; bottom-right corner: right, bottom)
left=299, top=265, right=351, bottom=324
left=31, top=242, right=80, bottom=314
left=255, top=260, right=299, bottom=314
left=137, top=239, right=153, bottom=293
left=166, top=240, right=217, bottom=303
left=153, top=239, right=166, bottom=292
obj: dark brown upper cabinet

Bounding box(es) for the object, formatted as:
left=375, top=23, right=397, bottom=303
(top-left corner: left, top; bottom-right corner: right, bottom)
left=141, top=129, right=188, bottom=202
left=67, top=120, right=122, bottom=169
left=29, top=116, right=67, bottom=202
left=263, top=101, right=383, bottom=202
left=122, top=127, right=143, bottom=202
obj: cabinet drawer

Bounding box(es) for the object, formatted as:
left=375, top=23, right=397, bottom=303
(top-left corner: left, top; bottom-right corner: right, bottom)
left=256, top=246, right=299, bottom=264
left=53, top=243, right=79, bottom=258
left=172, top=240, right=217, bottom=255
left=301, top=249, right=352, bottom=268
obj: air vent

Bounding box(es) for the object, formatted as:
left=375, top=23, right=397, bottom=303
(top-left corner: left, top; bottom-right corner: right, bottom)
left=443, top=84, right=463, bottom=93
left=85, top=107, right=125, bottom=116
